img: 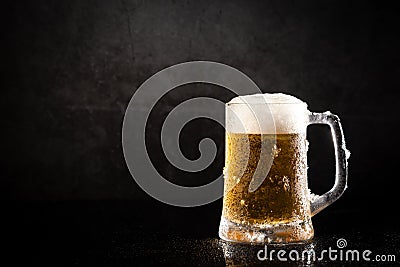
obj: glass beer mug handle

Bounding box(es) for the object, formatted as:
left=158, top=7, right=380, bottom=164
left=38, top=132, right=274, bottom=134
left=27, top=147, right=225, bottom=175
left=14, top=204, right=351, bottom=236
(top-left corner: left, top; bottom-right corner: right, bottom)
left=308, top=111, right=349, bottom=216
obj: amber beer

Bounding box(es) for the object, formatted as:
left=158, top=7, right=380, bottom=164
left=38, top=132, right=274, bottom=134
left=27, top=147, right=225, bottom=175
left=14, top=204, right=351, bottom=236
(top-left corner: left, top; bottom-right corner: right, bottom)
left=219, top=93, right=349, bottom=243
left=219, top=93, right=316, bottom=243
left=222, top=132, right=310, bottom=226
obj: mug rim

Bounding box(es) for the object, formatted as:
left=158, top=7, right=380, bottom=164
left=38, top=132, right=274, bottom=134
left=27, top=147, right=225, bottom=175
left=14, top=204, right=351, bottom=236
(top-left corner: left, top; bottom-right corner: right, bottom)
left=227, top=102, right=307, bottom=105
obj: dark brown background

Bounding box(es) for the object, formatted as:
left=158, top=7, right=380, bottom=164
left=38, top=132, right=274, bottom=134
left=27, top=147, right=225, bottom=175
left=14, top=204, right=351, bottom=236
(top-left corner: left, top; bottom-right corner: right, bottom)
left=6, top=0, right=399, bottom=203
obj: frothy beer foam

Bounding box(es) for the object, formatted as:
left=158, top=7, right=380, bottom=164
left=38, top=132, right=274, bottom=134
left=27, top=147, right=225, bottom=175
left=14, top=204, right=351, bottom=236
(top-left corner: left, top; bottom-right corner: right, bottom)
left=226, top=93, right=308, bottom=134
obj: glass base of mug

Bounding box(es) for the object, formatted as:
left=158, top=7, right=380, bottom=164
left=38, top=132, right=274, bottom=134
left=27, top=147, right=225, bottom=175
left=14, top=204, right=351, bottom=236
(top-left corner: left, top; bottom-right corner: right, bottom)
left=219, top=217, right=314, bottom=244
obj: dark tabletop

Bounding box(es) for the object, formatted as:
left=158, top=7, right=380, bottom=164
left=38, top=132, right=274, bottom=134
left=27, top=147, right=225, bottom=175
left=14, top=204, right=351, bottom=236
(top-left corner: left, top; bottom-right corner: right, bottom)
left=6, top=199, right=399, bottom=266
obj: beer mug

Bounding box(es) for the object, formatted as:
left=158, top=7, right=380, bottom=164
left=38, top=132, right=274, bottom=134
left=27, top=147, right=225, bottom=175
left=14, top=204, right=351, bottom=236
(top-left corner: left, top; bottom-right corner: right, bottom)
left=219, top=93, right=349, bottom=243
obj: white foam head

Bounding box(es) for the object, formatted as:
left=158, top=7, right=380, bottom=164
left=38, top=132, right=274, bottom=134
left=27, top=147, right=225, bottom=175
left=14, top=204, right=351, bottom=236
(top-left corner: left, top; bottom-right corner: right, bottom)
left=226, top=93, right=308, bottom=134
